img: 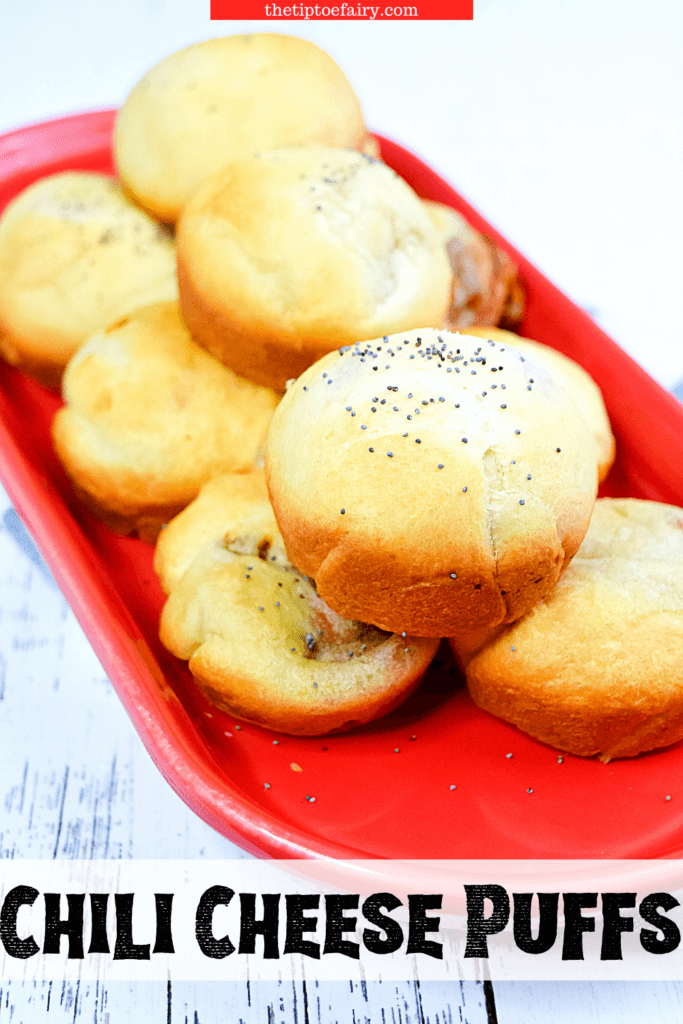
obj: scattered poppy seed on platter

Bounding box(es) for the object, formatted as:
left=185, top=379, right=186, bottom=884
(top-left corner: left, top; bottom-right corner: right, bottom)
left=558, top=756, right=564, bottom=764
left=519, top=499, right=525, bottom=506
left=415, top=438, right=421, bottom=443
left=666, top=795, right=672, bottom=801
left=264, top=783, right=271, bottom=789
left=515, top=429, right=521, bottom=435
left=461, top=437, right=468, bottom=443
left=305, top=795, right=316, bottom=802
left=340, top=509, right=345, bottom=514
left=272, top=739, right=278, bottom=744
left=462, top=487, right=468, bottom=492
left=451, top=573, right=457, bottom=579
left=556, top=447, right=561, bottom=452
left=450, top=785, right=456, bottom=791
left=506, top=753, right=513, bottom=758
left=235, top=725, right=241, bottom=730
left=394, top=748, right=400, bottom=753
left=527, top=788, right=534, bottom=794
left=369, top=447, right=374, bottom=452
left=511, top=646, right=516, bottom=651
left=438, top=464, right=444, bottom=469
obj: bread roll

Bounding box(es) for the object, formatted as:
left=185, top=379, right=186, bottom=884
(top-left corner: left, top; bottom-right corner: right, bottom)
left=52, top=302, right=278, bottom=542
left=177, top=148, right=452, bottom=392
left=466, top=327, right=615, bottom=481
left=157, top=469, right=439, bottom=735
left=463, top=498, right=683, bottom=760
left=155, top=468, right=278, bottom=594
left=0, top=172, right=177, bottom=388
left=266, top=328, right=598, bottom=637
left=424, top=201, right=525, bottom=332
left=115, top=34, right=369, bottom=223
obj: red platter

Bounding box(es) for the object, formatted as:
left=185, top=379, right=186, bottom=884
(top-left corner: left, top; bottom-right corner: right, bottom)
left=2, top=110, right=683, bottom=861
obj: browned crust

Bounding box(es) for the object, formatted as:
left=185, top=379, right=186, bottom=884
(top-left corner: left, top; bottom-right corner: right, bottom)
left=462, top=499, right=683, bottom=759
left=177, top=255, right=330, bottom=393
left=186, top=637, right=438, bottom=736
left=466, top=660, right=683, bottom=762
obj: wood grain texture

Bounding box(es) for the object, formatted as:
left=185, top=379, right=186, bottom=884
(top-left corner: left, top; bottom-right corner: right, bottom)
left=0, top=978, right=493, bottom=1023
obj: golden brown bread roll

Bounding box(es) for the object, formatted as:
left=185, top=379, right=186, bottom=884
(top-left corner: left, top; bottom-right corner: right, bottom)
left=462, top=498, right=683, bottom=761
left=0, top=172, right=177, bottom=388
left=156, top=469, right=439, bottom=735
left=52, top=302, right=278, bottom=542
left=177, top=147, right=453, bottom=392
left=466, top=327, right=615, bottom=482
left=155, top=468, right=279, bottom=594
left=424, top=201, right=525, bottom=332
left=266, top=328, right=598, bottom=637
left=115, top=34, right=369, bottom=223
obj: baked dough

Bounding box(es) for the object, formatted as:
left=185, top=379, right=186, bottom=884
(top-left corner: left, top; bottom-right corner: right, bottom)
left=155, top=468, right=279, bottom=594
left=156, top=469, right=439, bottom=735
left=463, top=498, right=683, bottom=760
left=115, top=33, right=369, bottom=223
left=424, top=201, right=524, bottom=332
left=177, top=147, right=453, bottom=391
left=0, top=172, right=177, bottom=388
left=52, top=302, right=278, bottom=542
left=266, top=328, right=598, bottom=637
left=466, top=327, right=615, bottom=481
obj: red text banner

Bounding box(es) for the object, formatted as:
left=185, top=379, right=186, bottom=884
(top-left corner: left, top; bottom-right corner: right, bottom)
left=210, top=0, right=473, bottom=19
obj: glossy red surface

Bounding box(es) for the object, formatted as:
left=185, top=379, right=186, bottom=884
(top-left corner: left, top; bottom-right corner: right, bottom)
left=2, top=111, right=683, bottom=861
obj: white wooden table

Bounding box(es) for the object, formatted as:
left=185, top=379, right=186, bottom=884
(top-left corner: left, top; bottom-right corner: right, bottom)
left=1, top=1, right=683, bottom=1018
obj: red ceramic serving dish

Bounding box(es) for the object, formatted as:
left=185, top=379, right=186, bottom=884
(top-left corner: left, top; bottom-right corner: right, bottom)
left=2, top=111, right=683, bottom=861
